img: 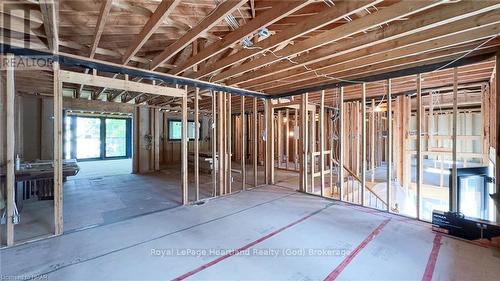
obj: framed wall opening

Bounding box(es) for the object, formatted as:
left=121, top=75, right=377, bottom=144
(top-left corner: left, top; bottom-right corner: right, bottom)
left=64, top=114, right=132, bottom=161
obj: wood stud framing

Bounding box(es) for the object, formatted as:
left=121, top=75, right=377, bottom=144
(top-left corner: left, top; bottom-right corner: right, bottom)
left=253, top=98, right=258, bottom=187
left=320, top=90, right=325, bottom=197
left=451, top=68, right=459, bottom=212
left=286, top=109, right=290, bottom=170
left=194, top=87, right=200, bottom=201
left=53, top=61, right=63, bottom=235
left=265, top=99, right=274, bottom=185
left=181, top=86, right=188, bottom=205
left=361, top=84, right=367, bottom=206
left=3, top=0, right=500, bottom=248
left=58, top=71, right=185, bottom=97
left=241, top=96, right=246, bottom=190
left=339, top=87, right=345, bottom=201
left=218, top=92, right=224, bottom=195
left=212, top=91, right=217, bottom=197
left=5, top=53, right=15, bottom=245
left=227, top=94, right=232, bottom=194
left=6, top=1, right=500, bottom=98
left=300, top=93, right=309, bottom=192
left=387, top=80, right=392, bottom=212
left=496, top=54, right=500, bottom=222
left=416, top=74, right=423, bottom=219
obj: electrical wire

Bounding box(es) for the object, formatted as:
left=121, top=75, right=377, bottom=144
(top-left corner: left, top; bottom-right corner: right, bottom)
left=432, top=33, right=499, bottom=72
left=202, top=6, right=498, bottom=103
left=242, top=33, right=499, bottom=101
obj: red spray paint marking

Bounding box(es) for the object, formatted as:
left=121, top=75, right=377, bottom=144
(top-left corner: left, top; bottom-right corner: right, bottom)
left=422, top=233, right=442, bottom=281
left=172, top=205, right=331, bottom=281
left=324, top=219, right=390, bottom=281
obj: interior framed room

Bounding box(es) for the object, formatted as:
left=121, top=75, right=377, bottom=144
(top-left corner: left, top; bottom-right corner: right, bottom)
left=1, top=1, right=500, bottom=280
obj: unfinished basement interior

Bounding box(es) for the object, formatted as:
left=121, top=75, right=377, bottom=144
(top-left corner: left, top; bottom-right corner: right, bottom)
left=1, top=0, right=500, bottom=280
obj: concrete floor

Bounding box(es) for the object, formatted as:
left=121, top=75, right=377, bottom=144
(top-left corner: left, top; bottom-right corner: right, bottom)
left=12, top=162, right=217, bottom=242
left=71, top=159, right=133, bottom=180
left=2, top=185, right=499, bottom=280
left=12, top=160, right=262, bottom=243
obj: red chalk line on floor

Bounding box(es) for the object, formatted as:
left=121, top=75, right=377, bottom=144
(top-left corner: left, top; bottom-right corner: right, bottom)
left=343, top=204, right=427, bottom=228
left=324, top=219, right=391, bottom=281
left=422, top=233, right=442, bottom=281
left=171, top=204, right=333, bottom=281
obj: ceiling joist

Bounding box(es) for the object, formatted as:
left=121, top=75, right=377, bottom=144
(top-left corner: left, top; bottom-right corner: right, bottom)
left=168, top=0, right=310, bottom=75
left=122, top=0, right=182, bottom=65
left=149, top=0, right=248, bottom=70
left=90, top=0, right=113, bottom=58
left=194, top=0, right=383, bottom=79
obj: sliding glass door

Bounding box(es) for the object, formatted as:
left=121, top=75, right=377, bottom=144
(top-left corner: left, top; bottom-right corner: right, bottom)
left=105, top=119, right=128, bottom=157
left=64, top=115, right=131, bottom=160
left=76, top=117, right=102, bottom=159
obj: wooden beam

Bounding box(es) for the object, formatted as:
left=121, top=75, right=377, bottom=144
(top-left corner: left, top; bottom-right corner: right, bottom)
left=90, top=0, right=112, bottom=58
left=285, top=109, right=290, bottom=170
left=212, top=91, right=217, bottom=196
left=266, top=45, right=498, bottom=96
left=310, top=106, right=315, bottom=193
left=154, top=109, right=160, bottom=171
left=339, top=87, right=344, bottom=201
left=320, top=90, right=325, bottom=196
left=361, top=84, right=367, bottom=205
left=294, top=108, right=298, bottom=170
left=416, top=74, right=423, bottom=218
left=277, top=111, right=282, bottom=168
left=194, top=87, right=200, bottom=201
left=250, top=0, right=256, bottom=18
left=5, top=54, right=15, bottom=245
left=451, top=68, right=458, bottom=212
left=59, top=70, right=185, bottom=97
left=386, top=80, right=392, bottom=212
left=261, top=21, right=500, bottom=93
left=222, top=93, right=227, bottom=194
left=301, top=93, right=309, bottom=192
left=241, top=96, right=246, bottom=190
left=149, top=108, right=154, bottom=170
left=76, top=69, right=89, bottom=98
left=39, top=0, right=58, bottom=52
left=227, top=94, right=232, bottom=194
left=213, top=0, right=440, bottom=82
left=328, top=103, right=333, bottom=194
left=218, top=91, right=224, bottom=195
left=266, top=99, right=275, bottom=184
left=253, top=97, right=258, bottom=187
left=231, top=0, right=500, bottom=87
left=53, top=61, right=63, bottom=235
left=496, top=53, right=500, bottom=222
left=191, top=40, right=198, bottom=72
left=195, top=0, right=381, bottom=79
left=150, top=0, right=246, bottom=70
left=122, top=0, right=182, bottom=65
left=169, top=1, right=309, bottom=75
left=92, top=73, right=119, bottom=100
left=181, top=85, right=188, bottom=205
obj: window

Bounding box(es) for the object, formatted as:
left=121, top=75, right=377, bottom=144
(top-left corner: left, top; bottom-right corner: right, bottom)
left=76, top=117, right=102, bottom=159
left=168, top=120, right=198, bottom=141
left=105, top=119, right=127, bottom=157
left=64, top=115, right=131, bottom=160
